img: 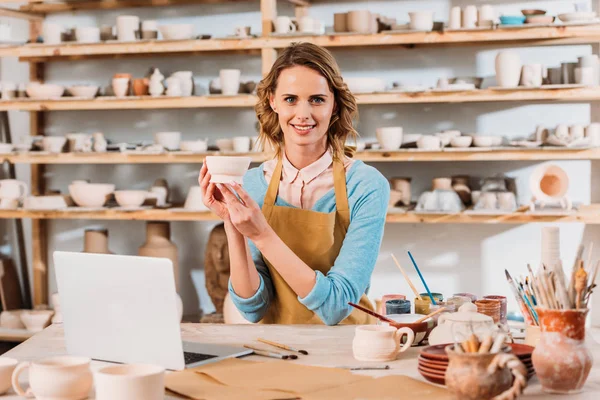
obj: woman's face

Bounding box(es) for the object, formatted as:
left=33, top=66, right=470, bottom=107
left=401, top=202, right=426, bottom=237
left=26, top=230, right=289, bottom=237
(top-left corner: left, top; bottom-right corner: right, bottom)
left=269, top=66, right=335, bottom=152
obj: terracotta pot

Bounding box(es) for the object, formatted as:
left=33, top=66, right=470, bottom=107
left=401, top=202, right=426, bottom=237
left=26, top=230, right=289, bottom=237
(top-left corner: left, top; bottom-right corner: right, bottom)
left=132, top=78, right=149, bottom=96
left=138, top=222, right=179, bottom=290
left=83, top=229, right=110, bottom=254
left=532, top=308, right=592, bottom=394
left=446, top=347, right=518, bottom=400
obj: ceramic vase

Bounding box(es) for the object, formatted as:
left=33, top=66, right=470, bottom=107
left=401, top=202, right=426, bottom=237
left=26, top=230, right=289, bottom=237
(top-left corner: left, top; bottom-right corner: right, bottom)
left=532, top=308, right=592, bottom=394
left=138, top=222, right=179, bottom=290
left=495, top=51, right=521, bottom=88
left=446, top=347, right=522, bottom=400
left=83, top=229, right=111, bottom=254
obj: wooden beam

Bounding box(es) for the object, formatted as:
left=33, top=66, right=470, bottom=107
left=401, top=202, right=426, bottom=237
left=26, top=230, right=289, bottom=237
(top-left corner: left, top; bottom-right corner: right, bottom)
left=260, top=0, right=276, bottom=37
left=19, top=0, right=250, bottom=13
left=0, top=7, right=43, bottom=21
left=261, top=48, right=277, bottom=76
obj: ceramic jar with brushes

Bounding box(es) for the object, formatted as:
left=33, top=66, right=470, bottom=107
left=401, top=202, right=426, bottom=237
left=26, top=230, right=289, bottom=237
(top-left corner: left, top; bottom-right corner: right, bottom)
left=428, top=303, right=497, bottom=345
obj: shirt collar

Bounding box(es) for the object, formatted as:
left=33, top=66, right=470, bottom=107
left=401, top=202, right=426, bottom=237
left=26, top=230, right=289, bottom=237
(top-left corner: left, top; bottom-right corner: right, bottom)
left=282, top=149, right=333, bottom=184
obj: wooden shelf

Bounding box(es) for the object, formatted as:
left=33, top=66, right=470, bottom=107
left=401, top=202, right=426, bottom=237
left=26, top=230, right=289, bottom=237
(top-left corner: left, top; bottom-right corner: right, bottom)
left=0, top=327, right=35, bottom=343
left=3, top=147, right=600, bottom=164
left=15, top=0, right=309, bottom=14
left=0, top=208, right=597, bottom=224
left=2, top=25, right=600, bottom=60
left=1, top=87, right=600, bottom=111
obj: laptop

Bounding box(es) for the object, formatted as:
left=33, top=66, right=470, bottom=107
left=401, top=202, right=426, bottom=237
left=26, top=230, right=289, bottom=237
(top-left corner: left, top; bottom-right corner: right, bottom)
left=53, top=251, right=251, bottom=370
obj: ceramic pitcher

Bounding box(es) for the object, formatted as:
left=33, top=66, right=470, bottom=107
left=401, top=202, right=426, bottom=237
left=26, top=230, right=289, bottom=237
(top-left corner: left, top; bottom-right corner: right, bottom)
left=0, top=179, right=28, bottom=200
left=532, top=308, right=592, bottom=394
left=352, top=325, right=414, bottom=362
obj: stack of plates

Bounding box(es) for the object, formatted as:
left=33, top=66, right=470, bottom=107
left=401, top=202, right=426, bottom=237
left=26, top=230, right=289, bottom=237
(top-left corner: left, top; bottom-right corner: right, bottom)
left=418, top=343, right=536, bottom=386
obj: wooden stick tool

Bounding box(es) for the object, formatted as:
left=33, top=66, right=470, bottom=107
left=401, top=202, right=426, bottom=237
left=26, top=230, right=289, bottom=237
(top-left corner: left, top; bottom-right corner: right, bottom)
left=257, top=338, right=309, bottom=355
left=391, top=253, right=423, bottom=301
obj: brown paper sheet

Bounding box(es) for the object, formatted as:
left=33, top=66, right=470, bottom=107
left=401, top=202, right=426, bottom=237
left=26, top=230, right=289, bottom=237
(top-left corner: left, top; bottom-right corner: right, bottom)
left=193, top=358, right=371, bottom=394
left=302, top=375, right=452, bottom=400
left=165, top=370, right=298, bottom=400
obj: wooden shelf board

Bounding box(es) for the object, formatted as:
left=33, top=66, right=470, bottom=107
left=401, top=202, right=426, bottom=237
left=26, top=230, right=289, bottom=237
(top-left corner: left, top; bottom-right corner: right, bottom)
left=2, top=25, right=600, bottom=60
left=1, top=88, right=600, bottom=111
left=3, top=148, right=600, bottom=164
left=0, top=327, right=35, bottom=342
left=0, top=209, right=597, bottom=224
left=18, top=0, right=253, bottom=13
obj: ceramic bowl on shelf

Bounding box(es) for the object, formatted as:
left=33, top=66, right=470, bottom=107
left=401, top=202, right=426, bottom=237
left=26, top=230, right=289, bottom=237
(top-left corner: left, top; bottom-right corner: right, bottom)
left=20, top=310, right=54, bottom=332
left=205, top=156, right=252, bottom=184
left=159, top=24, right=194, bottom=40
left=417, top=135, right=442, bottom=150
left=499, top=15, right=526, bottom=25
left=408, top=11, right=434, bottom=31
left=558, top=12, right=597, bottom=23
left=114, top=190, right=148, bottom=208
left=473, top=135, right=496, bottom=147
left=180, top=140, right=208, bottom=152
left=68, top=182, right=115, bottom=207
left=521, top=9, right=546, bottom=16
left=344, top=77, right=386, bottom=94
left=215, top=138, right=234, bottom=151
left=154, top=131, right=181, bottom=151
left=450, top=136, right=473, bottom=148
left=67, top=85, right=99, bottom=99
left=526, top=15, right=555, bottom=24
left=26, top=83, right=65, bottom=99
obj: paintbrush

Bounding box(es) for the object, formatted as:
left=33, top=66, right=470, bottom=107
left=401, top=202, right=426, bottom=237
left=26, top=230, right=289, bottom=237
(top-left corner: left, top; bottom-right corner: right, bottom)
left=407, top=251, right=436, bottom=305
left=391, top=253, right=423, bottom=301
left=348, top=302, right=396, bottom=324
left=335, top=365, right=390, bottom=370
left=244, top=345, right=298, bottom=360
left=505, top=270, right=535, bottom=324
left=569, top=246, right=584, bottom=304
left=257, top=338, right=309, bottom=355
left=415, top=306, right=446, bottom=323
left=518, top=280, right=539, bottom=324
left=528, top=264, right=547, bottom=308
left=575, top=263, right=588, bottom=309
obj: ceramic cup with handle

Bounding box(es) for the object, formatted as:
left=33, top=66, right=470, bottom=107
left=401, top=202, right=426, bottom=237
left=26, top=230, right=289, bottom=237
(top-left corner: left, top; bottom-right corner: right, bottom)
left=352, top=325, right=414, bottom=362
left=95, top=364, right=164, bottom=400
left=0, top=179, right=28, bottom=201
left=274, top=16, right=296, bottom=34
left=12, top=356, right=93, bottom=400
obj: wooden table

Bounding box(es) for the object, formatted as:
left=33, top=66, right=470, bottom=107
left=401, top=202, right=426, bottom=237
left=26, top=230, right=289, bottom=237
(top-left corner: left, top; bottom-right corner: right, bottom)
left=3, top=324, right=600, bottom=399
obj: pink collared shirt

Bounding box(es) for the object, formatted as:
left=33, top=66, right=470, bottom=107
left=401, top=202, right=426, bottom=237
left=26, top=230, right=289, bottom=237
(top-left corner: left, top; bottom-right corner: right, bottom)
left=263, top=150, right=355, bottom=209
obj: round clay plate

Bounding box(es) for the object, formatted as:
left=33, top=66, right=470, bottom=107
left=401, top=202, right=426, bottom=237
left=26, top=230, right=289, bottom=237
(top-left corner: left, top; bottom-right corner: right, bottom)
left=418, top=363, right=447, bottom=375
left=417, top=356, right=448, bottom=367
left=418, top=368, right=446, bottom=386
left=420, top=344, right=452, bottom=361
left=510, top=343, right=534, bottom=357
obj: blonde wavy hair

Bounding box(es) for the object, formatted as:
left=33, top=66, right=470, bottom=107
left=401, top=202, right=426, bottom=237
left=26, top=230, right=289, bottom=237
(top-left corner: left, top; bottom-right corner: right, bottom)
left=255, top=42, right=359, bottom=160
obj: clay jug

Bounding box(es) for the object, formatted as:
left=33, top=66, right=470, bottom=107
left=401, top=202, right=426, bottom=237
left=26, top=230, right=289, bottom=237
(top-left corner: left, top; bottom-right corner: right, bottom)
left=83, top=229, right=111, bottom=254
left=532, top=308, right=592, bottom=394
left=446, top=346, right=527, bottom=400
left=138, top=222, right=179, bottom=290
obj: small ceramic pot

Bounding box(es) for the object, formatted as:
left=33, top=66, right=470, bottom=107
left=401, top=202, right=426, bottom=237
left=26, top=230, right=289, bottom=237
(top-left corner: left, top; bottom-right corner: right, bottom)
left=352, top=325, right=414, bottom=362
left=417, top=135, right=442, bottom=150
left=520, top=64, right=543, bottom=87
left=112, top=77, right=130, bottom=97
left=219, top=69, right=241, bottom=96
left=376, top=127, right=403, bottom=150
left=385, top=299, right=411, bottom=315
left=132, top=78, right=149, bottom=96
left=334, top=13, right=348, bottom=32
left=347, top=10, right=373, bottom=33
left=95, top=364, right=164, bottom=400
left=409, top=11, right=434, bottom=31
left=20, top=310, right=54, bottom=332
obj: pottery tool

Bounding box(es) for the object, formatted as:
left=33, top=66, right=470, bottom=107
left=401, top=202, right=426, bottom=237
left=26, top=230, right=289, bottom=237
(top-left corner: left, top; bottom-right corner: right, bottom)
left=504, top=270, right=535, bottom=325
left=575, top=263, right=588, bottom=309
left=407, top=251, right=436, bottom=305
left=490, top=333, right=506, bottom=353
left=257, top=338, right=308, bottom=355
left=414, top=306, right=446, bottom=324
left=552, top=262, right=573, bottom=309
left=467, top=334, right=480, bottom=353
left=527, top=264, right=546, bottom=308
left=569, top=246, right=584, bottom=304
left=478, top=336, right=494, bottom=354
left=517, top=280, right=538, bottom=324
left=588, top=260, right=600, bottom=297
left=586, top=242, right=594, bottom=273
left=347, top=302, right=396, bottom=324
left=539, top=265, right=558, bottom=309
left=390, top=253, right=423, bottom=301
left=243, top=345, right=298, bottom=360
left=335, top=365, right=390, bottom=370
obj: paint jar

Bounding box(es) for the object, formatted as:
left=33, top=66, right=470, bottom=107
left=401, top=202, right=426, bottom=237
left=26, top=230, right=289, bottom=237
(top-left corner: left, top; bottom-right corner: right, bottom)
left=483, top=295, right=507, bottom=325
left=420, top=292, right=444, bottom=303
left=475, top=299, right=502, bottom=323
left=385, top=299, right=411, bottom=315
left=430, top=302, right=455, bottom=322
left=414, top=297, right=431, bottom=315
left=453, top=292, right=478, bottom=302
left=379, top=294, right=406, bottom=314
left=446, top=295, right=472, bottom=311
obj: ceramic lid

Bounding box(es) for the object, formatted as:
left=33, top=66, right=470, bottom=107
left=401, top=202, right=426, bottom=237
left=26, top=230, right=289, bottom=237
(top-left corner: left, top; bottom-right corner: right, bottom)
left=442, top=302, right=493, bottom=323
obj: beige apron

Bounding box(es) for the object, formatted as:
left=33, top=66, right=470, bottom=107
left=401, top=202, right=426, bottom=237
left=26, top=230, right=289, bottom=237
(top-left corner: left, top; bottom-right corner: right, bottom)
left=259, top=157, right=375, bottom=325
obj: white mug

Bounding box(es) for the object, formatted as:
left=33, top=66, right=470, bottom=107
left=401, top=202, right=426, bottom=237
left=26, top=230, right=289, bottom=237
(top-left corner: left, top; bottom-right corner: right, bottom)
left=42, top=23, right=62, bottom=44
left=274, top=16, right=296, bottom=34
left=462, top=5, right=478, bottom=29
left=42, top=136, right=67, bottom=153
left=352, top=325, right=414, bottom=362
left=575, top=67, right=595, bottom=86
left=219, top=69, right=241, bottom=96
left=479, top=5, right=495, bottom=23
left=116, top=15, right=139, bottom=41
left=298, top=16, right=316, bottom=33
left=233, top=136, right=251, bottom=153
left=521, top=64, right=543, bottom=87
left=449, top=6, right=462, bottom=29
left=95, top=364, right=164, bottom=400
left=12, top=356, right=93, bottom=400
left=376, top=127, right=403, bottom=150
left=586, top=123, right=600, bottom=146
left=0, top=179, right=28, bottom=200
left=555, top=124, right=570, bottom=139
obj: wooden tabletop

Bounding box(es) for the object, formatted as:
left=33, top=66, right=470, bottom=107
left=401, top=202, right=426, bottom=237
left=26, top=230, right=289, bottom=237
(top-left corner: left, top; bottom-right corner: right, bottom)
left=3, top=324, right=600, bottom=399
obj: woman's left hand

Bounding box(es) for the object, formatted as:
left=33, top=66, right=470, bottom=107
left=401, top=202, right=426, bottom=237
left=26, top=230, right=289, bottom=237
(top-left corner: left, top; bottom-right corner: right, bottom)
left=216, top=182, right=272, bottom=242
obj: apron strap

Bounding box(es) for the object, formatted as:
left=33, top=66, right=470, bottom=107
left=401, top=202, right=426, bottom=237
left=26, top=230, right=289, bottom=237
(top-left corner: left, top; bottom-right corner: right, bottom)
left=262, top=156, right=283, bottom=212
left=333, top=159, right=350, bottom=228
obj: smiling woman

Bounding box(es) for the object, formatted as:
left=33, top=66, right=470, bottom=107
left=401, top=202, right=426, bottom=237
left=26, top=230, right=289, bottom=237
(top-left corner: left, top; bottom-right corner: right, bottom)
left=199, top=42, right=390, bottom=325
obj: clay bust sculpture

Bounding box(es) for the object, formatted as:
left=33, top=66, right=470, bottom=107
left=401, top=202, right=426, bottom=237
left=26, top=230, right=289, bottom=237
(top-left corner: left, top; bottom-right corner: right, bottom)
left=204, top=223, right=230, bottom=319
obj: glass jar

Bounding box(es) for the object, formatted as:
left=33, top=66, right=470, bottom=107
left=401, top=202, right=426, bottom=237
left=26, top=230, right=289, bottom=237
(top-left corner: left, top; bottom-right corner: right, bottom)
left=385, top=299, right=411, bottom=315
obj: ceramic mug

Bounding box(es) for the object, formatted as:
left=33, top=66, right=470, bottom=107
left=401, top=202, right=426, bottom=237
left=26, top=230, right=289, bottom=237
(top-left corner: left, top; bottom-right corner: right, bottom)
left=112, top=77, right=130, bottom=97
left=42, top=136, right=67, bottom=153
left=561, top=62, right=577, bottom=84
left=555, top=124, right=570, bottom=139
left=376, top=127, right=403, bottom=150
left=497, top=192, right=517, bottom=210
left=0, top=179, right=28, bottom=200
left=95, top=364, right=164, bottom=400
left=586, top=123, right=600, bottom=146
left=462, top=6, right=477, bottom=29
left=575, top=67, right=595, bottom=85
left=521, top=64, right=543, bottom=87
left=333, top=13, right=347, bottom=32
left=409, top=11, right=434, bottom=31
left=219, top=69, right=241, bottom=96
left=449, top=6, right=461, bottom=29
left=352, top=325, right=414, bottom=362
left=570, top=124, right=585, bottom=140
left=274, top=16, right=296, bottom=34
left=347, top=10, right=372, bottom=33
left=298, top=16, right=316, bottom=33
left=116, top=15, right=139, bottom=41
left=12, top=356, right=93, bottom=400
left=233, top=136, right=251, bottom=153
left=547, top=67, right=562, bottom=84
left=42, top=23, right=62, bottom=44
left=478, top=192, right=497, bottom=209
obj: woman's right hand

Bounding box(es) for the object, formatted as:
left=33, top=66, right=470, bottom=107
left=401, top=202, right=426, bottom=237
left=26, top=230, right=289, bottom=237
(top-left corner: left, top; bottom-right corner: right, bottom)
left=199, top=163, right=229, bottom=221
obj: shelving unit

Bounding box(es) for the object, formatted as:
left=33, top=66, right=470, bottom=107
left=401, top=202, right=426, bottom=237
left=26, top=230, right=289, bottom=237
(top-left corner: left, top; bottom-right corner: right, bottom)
left=0, top=327, right=35, bottom=343
left=1, top=0, right=599, bottom=310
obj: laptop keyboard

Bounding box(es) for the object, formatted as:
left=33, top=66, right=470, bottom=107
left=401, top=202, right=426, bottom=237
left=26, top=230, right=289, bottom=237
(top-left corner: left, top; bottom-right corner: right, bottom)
left=184, top=351, right=218, bottom=365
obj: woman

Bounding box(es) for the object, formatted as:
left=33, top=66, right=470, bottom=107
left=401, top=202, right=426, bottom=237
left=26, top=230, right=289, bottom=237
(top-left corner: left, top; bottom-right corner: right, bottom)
left=199, top=42, right=389, bottom=325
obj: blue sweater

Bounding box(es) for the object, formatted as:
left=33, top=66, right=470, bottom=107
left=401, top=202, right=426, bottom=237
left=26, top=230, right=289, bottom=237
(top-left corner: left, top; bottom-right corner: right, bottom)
left=228, top=159, right=390, bottom=325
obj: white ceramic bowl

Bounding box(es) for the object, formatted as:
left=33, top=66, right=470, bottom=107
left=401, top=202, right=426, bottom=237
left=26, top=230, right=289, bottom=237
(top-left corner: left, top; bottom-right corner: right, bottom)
left=154, top=131, right=181, bottom=151
left=20, top=310, right=54, bottom=332
left=67, top=85, right=99, bottom=99
left=376, top=127, right=403, bottom=150
left=114, top=190, right=147, bottom=207
left=402, top=133, right=422, bottom=145
left=417, top=135, right=442, bottom=150
left=26, top=83, right=65, bottom=99
left=215, top=138, right=234, bottom=151
left=0, top=143, right=13, bottom=154
left=159, top=24, right=194, bottom=40
left=180, top=140, right=208, bottom=152
left=344, top=77, right=386, bottom=93
left=409, top=11, right=434, bottom=31
left=68, top=183, right=115, bottom=207
left=558, top=12, right=596, bottom=22
left=473, top=135, right=495, bottom=147
left=450, top=136, right=473, bottom=148
left=205, top=156, right=252, bottom=184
